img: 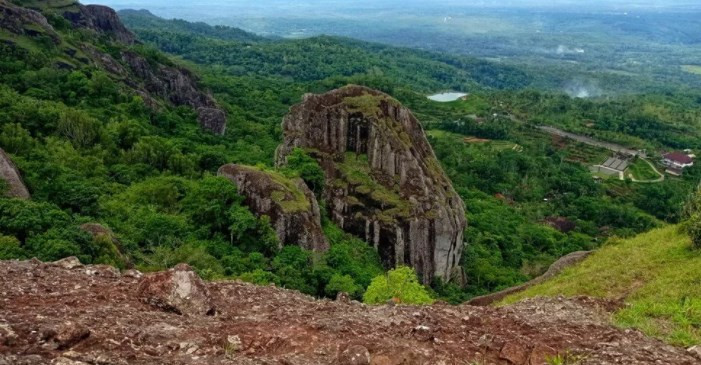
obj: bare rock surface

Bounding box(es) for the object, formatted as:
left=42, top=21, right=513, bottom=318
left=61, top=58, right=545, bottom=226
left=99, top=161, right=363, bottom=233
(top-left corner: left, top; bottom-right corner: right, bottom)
left=276, top=85, right=466, bottom=285
left=136, top=263, right=215, bottom=316
left=0, top=259, right=696, bottom=364
left=0, top=0, right=58, bottom=42
left=218, top=164, right=329, bottom=252
left=0, top=148, right=30, bottom=199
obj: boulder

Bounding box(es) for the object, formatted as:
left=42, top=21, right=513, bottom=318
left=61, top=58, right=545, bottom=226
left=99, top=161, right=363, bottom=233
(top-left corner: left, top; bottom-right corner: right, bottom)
left=54, top=322, right=91, bottom=350
left=338, top=345, right=371, bottom=365
left=500, top=341, right=530, bottom=365
left=218, top=164, right=329, bottom=252
left=276, top=85, right=466, bottom=284
left=197, top=107, right=227, bottom=136
left=0, top=148, right=30, bottom=199
left=136, top=263, right=215, bottom=316
left=52, top=257, right=83, bottom=270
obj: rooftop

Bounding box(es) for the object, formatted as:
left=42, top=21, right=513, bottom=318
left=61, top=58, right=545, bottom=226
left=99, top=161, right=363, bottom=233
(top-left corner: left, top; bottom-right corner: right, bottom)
left=663, top=152, right=693, bottom=164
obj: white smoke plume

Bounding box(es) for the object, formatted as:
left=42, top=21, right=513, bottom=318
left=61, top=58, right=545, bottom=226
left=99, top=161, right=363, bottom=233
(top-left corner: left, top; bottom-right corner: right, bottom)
left=564, top=79, right=603, bottom=98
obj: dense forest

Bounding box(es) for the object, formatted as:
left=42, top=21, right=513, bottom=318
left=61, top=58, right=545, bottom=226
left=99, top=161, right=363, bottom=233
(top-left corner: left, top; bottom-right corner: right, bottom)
left=0, top=1, right=699, bottom=305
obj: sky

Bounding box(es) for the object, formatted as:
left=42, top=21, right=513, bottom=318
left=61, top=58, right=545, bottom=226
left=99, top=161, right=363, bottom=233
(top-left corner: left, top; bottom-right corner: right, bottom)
left=86, top=0, right=699, bottom=10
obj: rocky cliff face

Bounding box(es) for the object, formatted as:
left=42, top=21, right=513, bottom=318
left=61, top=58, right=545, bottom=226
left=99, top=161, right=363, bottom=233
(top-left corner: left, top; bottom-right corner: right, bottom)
left=0, top=0, right=227, bottom=135
left=61, top=3, right=135, bottom=44
left=0, top=148, right=30, bottom=199
left=121, top=51, right=228, bottom=135
left=218, top=164, right=329, bottom=252
left=0, top=0, right=58, bottom=43
left=276, top=85, right=466, bottom=285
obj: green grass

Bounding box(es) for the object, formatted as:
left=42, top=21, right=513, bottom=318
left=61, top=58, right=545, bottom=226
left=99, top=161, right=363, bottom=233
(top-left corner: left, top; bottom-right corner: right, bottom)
left=501, top=225, right=701, bottom=346
left=627, top=158, right=662, bottom=181
left=681, top=65, right=701, bottom=75
left=443, top=94, right=490, bottom=115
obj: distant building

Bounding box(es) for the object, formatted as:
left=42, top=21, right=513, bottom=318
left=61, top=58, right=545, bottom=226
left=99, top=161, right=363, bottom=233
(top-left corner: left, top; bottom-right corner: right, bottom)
left=661, top=151, right=694, bottom=176
left=662, top=152, right=694, bottom=169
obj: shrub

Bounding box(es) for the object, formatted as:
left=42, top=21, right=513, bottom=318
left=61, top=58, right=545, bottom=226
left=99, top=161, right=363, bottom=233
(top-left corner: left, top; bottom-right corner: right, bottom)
left=0, top=235, right=26, bottom=260
left=688, top=213, right=701, bottom=249
left=325, top=273, right=361, bottom=299
left=363, top=266, right=434, bottom=305
left=239, top=269, right=280, bottom=286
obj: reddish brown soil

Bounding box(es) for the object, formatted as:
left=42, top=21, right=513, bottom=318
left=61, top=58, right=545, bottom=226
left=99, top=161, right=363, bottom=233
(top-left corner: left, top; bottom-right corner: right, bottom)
left=0, top=259, right=698, bottom=365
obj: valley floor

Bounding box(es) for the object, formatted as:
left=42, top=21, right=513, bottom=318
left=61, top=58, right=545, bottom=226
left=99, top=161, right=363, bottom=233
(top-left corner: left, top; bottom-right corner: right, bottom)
left=0, top=258, right=697, bottom=365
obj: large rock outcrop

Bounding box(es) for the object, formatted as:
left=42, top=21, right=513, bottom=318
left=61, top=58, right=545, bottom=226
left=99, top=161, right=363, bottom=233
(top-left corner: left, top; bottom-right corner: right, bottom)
left=276, top=85, right=466, bottom=284
left=121, top=51, right=227, bottom=135
left=0, top=148, right=30, bottom=199
left=52, top=1, right=227, bottom=135
left=0, top=0, right=58, bottom=42
left=60, top=3, right=136, bottom=44
left=218, top=164, right=329, bottom=252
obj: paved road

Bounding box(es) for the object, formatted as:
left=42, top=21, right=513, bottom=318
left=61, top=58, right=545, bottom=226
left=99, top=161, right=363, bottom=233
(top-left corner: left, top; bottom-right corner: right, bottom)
left=537, top=126, right=646, bottom=158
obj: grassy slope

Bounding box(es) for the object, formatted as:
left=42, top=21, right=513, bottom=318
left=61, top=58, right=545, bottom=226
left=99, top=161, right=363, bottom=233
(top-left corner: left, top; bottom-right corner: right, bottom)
left=501, top=225, right=701, bottom=346
left=627, top=158, right=661, bottom=181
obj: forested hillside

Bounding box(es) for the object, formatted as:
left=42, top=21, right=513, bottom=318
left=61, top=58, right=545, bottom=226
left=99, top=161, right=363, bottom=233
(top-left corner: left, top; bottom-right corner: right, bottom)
left=0, top=0, right=699, bottom=306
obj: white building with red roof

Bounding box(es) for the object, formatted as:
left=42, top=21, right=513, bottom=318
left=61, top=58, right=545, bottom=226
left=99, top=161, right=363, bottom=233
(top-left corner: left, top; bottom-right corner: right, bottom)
left=662, top=152, right=694, bottom=176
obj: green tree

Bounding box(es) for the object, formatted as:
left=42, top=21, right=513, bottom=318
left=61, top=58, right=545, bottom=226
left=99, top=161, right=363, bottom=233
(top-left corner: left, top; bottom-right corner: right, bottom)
left=363, top=267, right=434, bottom=305
left=283, top=148, right=325, bottom=197
left=325, top=273, right=361, bottom=299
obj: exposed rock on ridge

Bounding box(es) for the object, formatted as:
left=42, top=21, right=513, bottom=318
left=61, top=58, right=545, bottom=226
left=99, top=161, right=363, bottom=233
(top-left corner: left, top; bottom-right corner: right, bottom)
left=218, top=164, right=329, bottom=252
left=0, top=0, right=58, bottom=42
left=61, top=3, right=136, bottom=44
left=120, top=51, right=228, bottom=135
left=0, top=148, right=30, bottom=199
left=276, top=85, right=466, bottom=285
left=0, top=258, right=696, bottom=364
left=2, top=0, right=228, bottom=135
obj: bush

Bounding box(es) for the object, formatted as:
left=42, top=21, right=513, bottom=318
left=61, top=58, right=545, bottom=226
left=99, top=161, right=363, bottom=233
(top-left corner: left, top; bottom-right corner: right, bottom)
left=325, top=273, right=361, bottom=299
left=688, top=214, right=701, bottom=249
left=363, top=267, right=434, bottom=305
left=283, top=148, right=325, bottom=197
left=239, top=269, right=280, bottom=286
left=0, top=235, right=26, bottom=260
left=684, top=184, right=701, bottom=249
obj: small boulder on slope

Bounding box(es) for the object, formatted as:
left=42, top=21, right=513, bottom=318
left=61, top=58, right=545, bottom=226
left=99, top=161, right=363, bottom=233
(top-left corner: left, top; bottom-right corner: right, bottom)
left=136, top=263, right=215, bottom=316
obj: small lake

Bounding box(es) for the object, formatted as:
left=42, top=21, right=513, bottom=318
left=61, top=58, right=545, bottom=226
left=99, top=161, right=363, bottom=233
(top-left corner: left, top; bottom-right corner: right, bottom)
left=427, top=92, right=468, bottom=102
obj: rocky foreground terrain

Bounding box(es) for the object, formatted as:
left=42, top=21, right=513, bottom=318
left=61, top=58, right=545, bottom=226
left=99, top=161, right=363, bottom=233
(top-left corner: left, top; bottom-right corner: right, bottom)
left=0, top=259, right=698, bottom=365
